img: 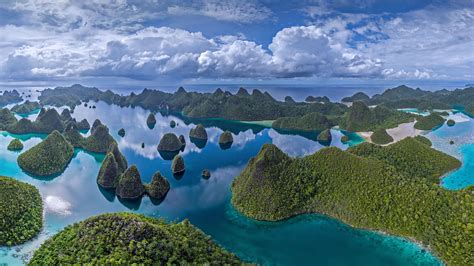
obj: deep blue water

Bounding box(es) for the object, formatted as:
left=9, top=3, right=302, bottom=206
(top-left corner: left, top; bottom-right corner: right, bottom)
left=0, top=86, right=471, bottom=265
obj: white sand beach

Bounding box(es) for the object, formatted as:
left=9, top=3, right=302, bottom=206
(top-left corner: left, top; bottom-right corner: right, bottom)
left=358, top=121, right=424, bottom=145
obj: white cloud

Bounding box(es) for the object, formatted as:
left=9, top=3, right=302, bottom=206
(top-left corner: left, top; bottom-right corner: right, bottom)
left=167, top=0, right=272, bottom=23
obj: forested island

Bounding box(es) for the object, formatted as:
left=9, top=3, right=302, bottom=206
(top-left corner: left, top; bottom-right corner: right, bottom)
left=34, top=84, right=474, bottom=134
left=231, top=138, right=471, bottom=265
left=29, top=213, right=241, bottom=264
left=0, top=176, right=43, bottom=246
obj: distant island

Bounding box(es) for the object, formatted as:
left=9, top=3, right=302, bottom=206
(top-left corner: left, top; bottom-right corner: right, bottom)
left=231, top=138, right=471, bottom=265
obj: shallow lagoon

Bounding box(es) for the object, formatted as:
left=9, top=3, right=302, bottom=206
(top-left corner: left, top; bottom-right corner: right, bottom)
left=0, top=100, right=467, bottom=265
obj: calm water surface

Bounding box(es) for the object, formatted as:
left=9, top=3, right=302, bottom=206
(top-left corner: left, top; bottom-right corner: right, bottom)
left=1, top=90, right=472, bottom=265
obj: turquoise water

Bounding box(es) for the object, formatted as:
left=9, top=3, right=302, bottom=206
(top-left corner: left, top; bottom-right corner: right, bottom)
left=0, top=101, right=456, bottom=265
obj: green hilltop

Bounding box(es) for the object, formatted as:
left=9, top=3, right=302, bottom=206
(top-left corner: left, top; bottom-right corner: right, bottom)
left=231, top=138, right=471, bottom=265
left=28, top=213, right=241, bottom=265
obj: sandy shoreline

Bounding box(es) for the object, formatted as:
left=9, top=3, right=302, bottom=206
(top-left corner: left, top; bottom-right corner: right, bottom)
left=358, top=121, right=424, bottom=145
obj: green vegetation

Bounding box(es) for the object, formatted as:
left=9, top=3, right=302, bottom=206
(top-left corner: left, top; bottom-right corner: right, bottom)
left=219, top=131, right=233, bottom=144
left=231, top=139, right=470, bottom=265
left=5, top=108, right=69, bottom=134
left=11, top=100, right=41, bottom=114
left=170, top=120, right=176, bottom=128
left=115, top=165, right=145, bottom=199
left=189, top=124, right=208, bottom=140
left=465, top=103, right=474, bottom=116
left=316, top=129, right=332, bottom=144
left=305, top=96, right=330, bottom=103
left=171, top=155, right=185, bottom=174
left=340, top=135, right=349, bottom=143
left=446, top=119, right=455, bottom=126
left=82, top=124, right=116, bottom=153
left=158, top=133, right=182, bottom=152
left=272, top=112, right=332, bottom=131
left=29, top=213, right=240, bottom=265
left=341, top=92, right=370, bottom=102
left=0, top=176, right=43, bottom=246
left=414, top=113, right=446, bottom=130
left=0, top=108, right=17, bottom=130
left=0, top=90, right=22, bottom=106
left=178, top=134, right=186, bottom=149
left=118, top=128, right=125, bottom=137
left=97, top=143, right=128, bottom=189
left=146, top=113, right=156, bottom=129
left=76, top=119, right=90, bottom=131
left=145, top=172, right=170, bottom=199
left=339, top=102, right=414, bottom=131
left=17, top=131, right=74, bottom=176
left=7, top=139, right=23, bottom=151
left=370, top=128, right=393, bottom=145
left=414, top=135, right=432, bottom=146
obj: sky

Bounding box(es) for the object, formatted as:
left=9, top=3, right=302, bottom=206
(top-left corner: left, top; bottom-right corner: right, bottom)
left=0, top=0, right=473, bottom=87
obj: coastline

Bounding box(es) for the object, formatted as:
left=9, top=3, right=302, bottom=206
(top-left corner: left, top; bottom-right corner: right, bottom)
left=357, top=121, right=424, bottom=146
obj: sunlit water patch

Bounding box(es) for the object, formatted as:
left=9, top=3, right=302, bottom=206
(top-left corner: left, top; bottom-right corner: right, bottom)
left=0, top=101, right=442, bottom=265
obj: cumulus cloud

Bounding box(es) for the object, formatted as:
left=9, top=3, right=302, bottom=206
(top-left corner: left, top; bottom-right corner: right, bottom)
left=0, top=0, right=471, bottom=82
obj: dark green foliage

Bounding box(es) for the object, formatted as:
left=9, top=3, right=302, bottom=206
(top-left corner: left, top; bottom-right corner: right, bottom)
left=28, top=213, right=241, bottom=265
left=189, top=124, right=208, bottom=140
left=341, top=92, right=370, bottom=102
left=0, top=176, right=43, bottom=246
left=414, top=113, right=446, bottom=130
left=414, top=135, right=432, bottom=146
left=97, top=143, right=128, bottom=189
left=202, top=169, right=211, bottom=179
left=349, top=138, right=461, bottom=183
left=63, top=125, right=84, bottom=148
left=465, top=103, right=474, bottom=116
left=7, top=139, right=23, bottom=151
left=158, top=133, right=182, bottom=152
left=118, top=128, right=125, bottom=137
left=82, top=125, right=116, bottom=153
left=91, top=119, right=103, bottom=134
left=370, top=128, right=393, bottom=145
left=11, top=100, right=41, bottom=114
left=146, top=113, right=156, bottom=129
left=446, top=119, right=455, bottom=126
left=272, top=112, right=332, bottom=131
left=305, top=96, right=330, bottom=103
left=0, top=108, right=17, bottom=130
left=341, top=135, right=349, bottom=143
left=60, top=108, right=72, bottom=122
left=170, top=120, right=176, bottom=128
left=171, top=155, right=185, bottom=174
left=0, top=90, right=22, bottom=106
left=316, top=129, right=332, bottom=143
left=38, top=84, right=103, bottom=108
left=97, top=153, right=119, bottom=189
left=219, top=131, right=233, bottom=144
left=17, top=131, right=74, bottom=176
left=115, top=165, right=145, bottom=199
left=284, top=96, right=295, bottom=103
left=76, top=119, right=90, bottom=131
left=145, top=172, right=170, bottom=199
left=231, top=141, right=470, bottom=265
left=6, top=108, right=68, bottom=134
left=178, top=134, right=186, bottom=148
left=340, top=102, right=414, bottom=131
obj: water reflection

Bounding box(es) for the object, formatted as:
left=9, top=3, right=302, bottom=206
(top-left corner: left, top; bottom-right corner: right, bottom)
left=0, top=100, right=443, bottom=266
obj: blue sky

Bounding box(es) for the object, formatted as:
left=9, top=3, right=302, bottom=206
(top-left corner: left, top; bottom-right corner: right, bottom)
left=0, top=0, right=472, bottom=86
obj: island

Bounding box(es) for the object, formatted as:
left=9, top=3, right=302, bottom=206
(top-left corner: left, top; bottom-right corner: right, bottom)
left=272, top=112, right=333, bottom=132
left=11, top=100, right=41, bottom=114
left=7, top=139, right=23, bottom=151
left=316, top=129, right=332, bottom=144
left=414, top=113, right=446, bottom=130
left=189, top=124, right=208, bottom=140
left=28, top=213, right=241, bottom=264
left=231, top=138, right=470, bottom=265
left=17, top=131, right=74, bottom=176
left=157, top=133, right=182, bottom=152
left=0, top=176, right=43, bottom=246
left=0, top=90, right=22, bottom=106
left=115, top=165, right=146, bottom=199
left=171, top=154, right=185, bottom=174
left=146, top=113, right=156, bottom=129
left=370, top=128, right=393, bottom=145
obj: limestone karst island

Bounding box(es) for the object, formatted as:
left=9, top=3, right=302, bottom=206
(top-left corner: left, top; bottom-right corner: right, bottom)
left=0, top=1, right=472, bottom=265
